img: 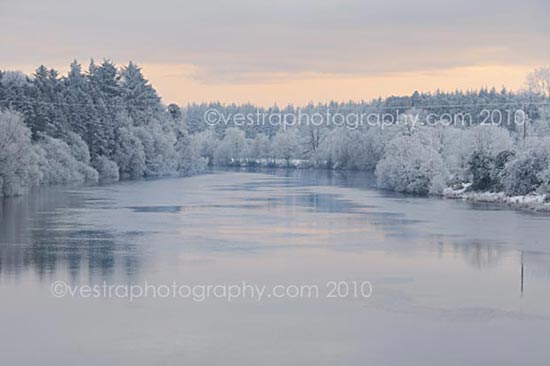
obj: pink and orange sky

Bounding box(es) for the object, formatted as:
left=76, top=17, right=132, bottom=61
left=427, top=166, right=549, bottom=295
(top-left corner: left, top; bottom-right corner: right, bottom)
left=1, top=0, right=548, bottom=106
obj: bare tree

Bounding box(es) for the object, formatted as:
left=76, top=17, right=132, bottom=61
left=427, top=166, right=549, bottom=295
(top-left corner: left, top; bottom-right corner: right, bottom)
left=526, top=67, right=550, bottom=98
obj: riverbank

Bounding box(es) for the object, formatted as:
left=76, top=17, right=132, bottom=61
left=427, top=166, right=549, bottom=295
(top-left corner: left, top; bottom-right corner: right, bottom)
left=443, top=183, right=550, bottom=212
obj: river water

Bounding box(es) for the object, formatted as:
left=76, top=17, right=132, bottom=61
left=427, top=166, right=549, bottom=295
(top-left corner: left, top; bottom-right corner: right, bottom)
left=1, top=169, right=549, bottom=365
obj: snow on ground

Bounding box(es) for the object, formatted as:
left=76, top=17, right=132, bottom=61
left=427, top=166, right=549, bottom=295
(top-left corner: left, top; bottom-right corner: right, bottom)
left=443, top=184, right=550, bottom=212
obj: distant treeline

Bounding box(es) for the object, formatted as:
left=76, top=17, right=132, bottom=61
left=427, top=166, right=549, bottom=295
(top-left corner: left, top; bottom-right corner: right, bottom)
left=183, top=89, right=546, bottom=137
left=1, top=61, right=550, bottom=198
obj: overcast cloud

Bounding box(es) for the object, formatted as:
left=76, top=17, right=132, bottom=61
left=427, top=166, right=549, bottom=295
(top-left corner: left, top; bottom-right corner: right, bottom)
left=1, top=0, right=548, bottom=104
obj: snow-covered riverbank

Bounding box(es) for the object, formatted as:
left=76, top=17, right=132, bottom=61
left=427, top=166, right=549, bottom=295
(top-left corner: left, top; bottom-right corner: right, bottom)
left=443, top=183, right=550, bottom=212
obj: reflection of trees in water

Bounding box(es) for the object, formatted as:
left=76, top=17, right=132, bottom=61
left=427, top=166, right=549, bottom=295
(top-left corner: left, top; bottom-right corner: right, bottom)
left=434, top=237, right=550, bottom=287
left=434, top=237, right=504, bottom=270
left=0, top=188, right=142, bottom=282
left=225, top=167, right=376, bottom=189
left=27, top=230, right=116, bottom=281
left=460, top=241, right=504, bottom=270
left=259, top=192, right=359, bottom=214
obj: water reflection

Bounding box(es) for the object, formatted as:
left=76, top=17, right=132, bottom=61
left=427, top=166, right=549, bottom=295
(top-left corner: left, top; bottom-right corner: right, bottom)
left=434, top=238, right=505, bottom=270
left=1, top=169, right=550, bottom=286
left=244, top=192, right=372, bottom=213
left=215, top=166, right=378, bottom=189
left=2, top=170, right=550, bottom=366
left=433, top=234, right=550, bottom=296
left=0, top=188, right=143, bottom=282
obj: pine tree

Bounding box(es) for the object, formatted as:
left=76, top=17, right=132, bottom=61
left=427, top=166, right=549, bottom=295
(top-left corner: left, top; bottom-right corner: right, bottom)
left=119, top=62, right=162, bottom=125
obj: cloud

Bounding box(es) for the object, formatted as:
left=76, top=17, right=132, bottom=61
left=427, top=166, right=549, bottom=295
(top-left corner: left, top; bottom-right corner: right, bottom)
left=1, top=0, right=548, bottom=103
left=139, top=63, right=534, bottom=106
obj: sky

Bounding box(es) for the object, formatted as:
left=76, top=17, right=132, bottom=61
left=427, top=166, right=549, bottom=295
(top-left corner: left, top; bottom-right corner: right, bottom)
left=1, top=0, right=549, bottom=106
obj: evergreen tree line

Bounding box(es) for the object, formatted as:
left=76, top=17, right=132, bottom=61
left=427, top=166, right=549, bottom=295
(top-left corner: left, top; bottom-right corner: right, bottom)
left=0, top=60, right=206, bottom=197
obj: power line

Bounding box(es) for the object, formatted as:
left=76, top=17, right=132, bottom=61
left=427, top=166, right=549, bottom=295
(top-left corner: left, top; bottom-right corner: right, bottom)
left=0, top=99, right=144, bottom=108
left=0, top=99, right=549, bottom=110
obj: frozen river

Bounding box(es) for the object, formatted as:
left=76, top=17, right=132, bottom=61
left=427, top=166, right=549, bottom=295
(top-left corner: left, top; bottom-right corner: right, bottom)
left=1, top=169, right=549, bottom=365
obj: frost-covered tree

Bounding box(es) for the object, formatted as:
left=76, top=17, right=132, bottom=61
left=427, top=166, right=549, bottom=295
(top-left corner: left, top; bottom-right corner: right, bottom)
left=63, top=61, right=95, bottom=138
left=248, top=133, right=271, bottom=161
left=502, top=137, right=550, bottom=195
left=214, top=128, right=247, bottom=165
left=93, top=155, right=120, bottom=182
left=526, top=67, right=550, bottom=98
left=465, top=126, right=515, bottom=190
left=192, top=129, right=218, bottom=165
left=29, top=66, right=69, bottom=138
left=299, top=123, right=329, bottom=162
left=272, top=128, right=301, bottom=166
left=375, top=136, right=448, bottom=195
left=537, top=168, right=550, bottom=196
left=36, top=135, right=98, bottom=185
left=133, top=119, right=178, bottom=176
left=439, top=127, right=469, bottom=180
left=469, top=151, right=496, bottom=191
left=111, top=113, right=146, bottom=179
left=0, top=110, right=40, bottom=196
left=318, top=128, right=351, bottom=169
left=119, top=62, right=162, bottom=124
left=465, top=125, right=514, bottom=157
left=531, top=106, right=550, bottom=137
left=174, top=129, right=207, bottom=175
left=64, top=131, right=93, bottom=165
left=0, top=71, right=34, bottom=120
